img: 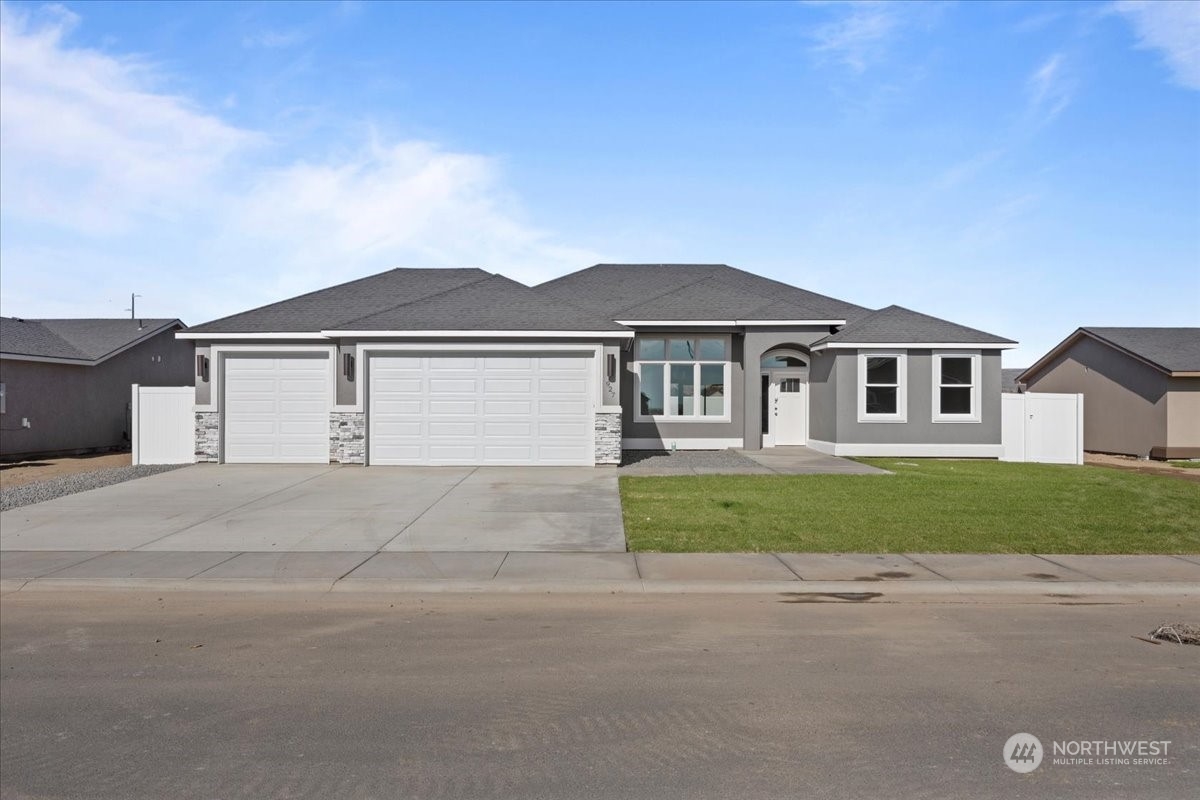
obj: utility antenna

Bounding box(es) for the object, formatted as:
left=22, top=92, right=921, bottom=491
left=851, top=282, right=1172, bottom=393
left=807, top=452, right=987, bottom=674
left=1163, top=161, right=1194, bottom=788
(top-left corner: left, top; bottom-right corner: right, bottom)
left=125, top=293, right=142, bottom=319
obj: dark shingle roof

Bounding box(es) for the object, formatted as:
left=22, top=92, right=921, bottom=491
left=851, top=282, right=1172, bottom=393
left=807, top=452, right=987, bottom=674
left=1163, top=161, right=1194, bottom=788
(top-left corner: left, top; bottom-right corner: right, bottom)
left=814, top=305, right=1015, bottom=346
left=1001, top=368, right=1026, bottom=393
left=535, top=264, right=868, bottom=321
left=189, top=268, right=491, bottom=333
left=1082, top=327, right=1200, bottom=373
left=334, top=275, right=629, bottom=331
left=1, top=318, right=182, bottom=362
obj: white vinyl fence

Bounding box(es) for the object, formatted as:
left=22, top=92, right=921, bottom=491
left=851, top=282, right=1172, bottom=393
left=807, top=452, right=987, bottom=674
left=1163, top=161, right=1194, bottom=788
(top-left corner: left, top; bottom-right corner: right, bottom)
left=132, top=385, right=195, bottom=465
left=1001, top=392, right=1084, bottom=465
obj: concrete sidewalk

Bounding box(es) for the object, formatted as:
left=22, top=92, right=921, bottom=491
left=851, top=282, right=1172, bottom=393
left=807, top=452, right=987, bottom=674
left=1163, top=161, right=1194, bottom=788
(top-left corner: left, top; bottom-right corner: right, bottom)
left=2, top=550, right=1197, bottom=597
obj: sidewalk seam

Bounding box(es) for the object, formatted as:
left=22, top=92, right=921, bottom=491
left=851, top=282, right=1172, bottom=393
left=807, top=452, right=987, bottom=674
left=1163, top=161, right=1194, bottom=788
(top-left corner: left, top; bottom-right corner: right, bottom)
left=186, top=551, right=245, bottom=579
left=772, top=553, right=804, bottom=580
left=1034, top=554, right=1100, bottom=581
left=491, top=552, right=509, bottom=580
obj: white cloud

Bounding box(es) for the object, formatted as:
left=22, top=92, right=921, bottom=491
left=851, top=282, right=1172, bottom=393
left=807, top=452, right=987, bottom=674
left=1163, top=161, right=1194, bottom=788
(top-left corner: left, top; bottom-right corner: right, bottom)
left=807, top=1, right=899, bottom=73
left=1026, top=53, right=1074, bottom=125
left=1113, top=1, right=1200, bottom=90
left=0, top=5, right=601, bottom=323
left=0, top=3, right=254, bottom=234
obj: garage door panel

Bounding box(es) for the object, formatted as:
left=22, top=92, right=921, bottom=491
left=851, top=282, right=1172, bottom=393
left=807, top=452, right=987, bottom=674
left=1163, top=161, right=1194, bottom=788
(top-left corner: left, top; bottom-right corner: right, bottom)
left=539, top=378, right=587, bottom=394
left=429, top=421, right=478, bottom=436
left=484, top=400, right=532, bottom=415
left=486, top=357, right=533, bottom=370
left=485, top=378, right=532, bottom=392
left=374, top=378, right=422, bottom=393
left=430, top=357, right=476, bottom=370
left=541, top=400, right=588, bottom=416
left=429, top=400, right=477, bottom=415
left=223, top=356, right=329, bottom=464
left=370, top=353, right=593, bottom=466
left=485, top=421, right=532, bottom=436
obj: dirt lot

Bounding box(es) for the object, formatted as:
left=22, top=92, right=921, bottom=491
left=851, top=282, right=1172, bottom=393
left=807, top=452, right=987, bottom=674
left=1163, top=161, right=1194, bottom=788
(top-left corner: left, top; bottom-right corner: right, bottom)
left=1085, top=452, right=1200, bottom=483
left=0, top=452, right=132, bottom=489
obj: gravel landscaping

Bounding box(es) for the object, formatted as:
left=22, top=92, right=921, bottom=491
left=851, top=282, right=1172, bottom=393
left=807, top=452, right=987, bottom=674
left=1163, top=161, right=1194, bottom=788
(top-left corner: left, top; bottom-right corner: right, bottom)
left=1, top=464, right=189, bottom=511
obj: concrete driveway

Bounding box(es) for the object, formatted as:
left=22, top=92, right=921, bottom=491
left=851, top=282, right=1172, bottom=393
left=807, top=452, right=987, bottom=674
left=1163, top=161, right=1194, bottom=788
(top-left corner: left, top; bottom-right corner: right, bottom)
left=0, top=465, right=625, bottom=553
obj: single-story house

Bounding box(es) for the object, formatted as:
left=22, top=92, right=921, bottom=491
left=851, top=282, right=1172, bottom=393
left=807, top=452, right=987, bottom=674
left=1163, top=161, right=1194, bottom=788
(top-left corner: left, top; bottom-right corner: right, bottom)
left=1, top=317, right=193, bottom=460
left=1018, top=327, right=1200, bottom=460
left=180, top=264, right=1016, bottom=466
left=1001, top=368, right=1026, bottom=393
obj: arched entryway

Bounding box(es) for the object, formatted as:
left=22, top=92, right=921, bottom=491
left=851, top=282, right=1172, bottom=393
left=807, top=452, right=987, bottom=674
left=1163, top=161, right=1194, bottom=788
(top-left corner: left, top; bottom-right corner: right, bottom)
left=760, top=348, right=809, bottom=447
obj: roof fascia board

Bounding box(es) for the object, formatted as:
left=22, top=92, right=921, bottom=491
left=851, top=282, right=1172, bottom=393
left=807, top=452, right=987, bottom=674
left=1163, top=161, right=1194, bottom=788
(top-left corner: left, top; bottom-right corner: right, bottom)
left=324, top=329, right=635, bottom=339
left=812, top=341, right=1018, bottom=352
left=616, top=319, right=844, bottom=327
left=0, top=352, right=95, bottom=366
left=176, top=332, right=331, bottom=340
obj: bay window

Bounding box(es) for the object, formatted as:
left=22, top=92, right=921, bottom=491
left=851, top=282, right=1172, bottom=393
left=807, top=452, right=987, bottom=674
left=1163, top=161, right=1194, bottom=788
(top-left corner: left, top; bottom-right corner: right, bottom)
left=635, top=336, right=730, bottom=421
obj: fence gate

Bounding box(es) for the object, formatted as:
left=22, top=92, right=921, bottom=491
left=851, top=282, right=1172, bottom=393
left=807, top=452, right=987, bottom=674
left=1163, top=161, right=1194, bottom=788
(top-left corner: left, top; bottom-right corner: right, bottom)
left=1001, top=392, right=1084, bottom=465
left=132, top=385, right=194, bottom=465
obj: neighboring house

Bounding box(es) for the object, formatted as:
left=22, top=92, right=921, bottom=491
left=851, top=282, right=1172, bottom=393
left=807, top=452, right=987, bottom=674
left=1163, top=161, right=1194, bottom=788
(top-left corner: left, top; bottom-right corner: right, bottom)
left=1, top=318, right=193, bottom=460
left=181, top=264, right=1016, bottom=466
left=1018, top=327, right=1200, bottom=460
left=1001, top=368, right=1026, bottom=393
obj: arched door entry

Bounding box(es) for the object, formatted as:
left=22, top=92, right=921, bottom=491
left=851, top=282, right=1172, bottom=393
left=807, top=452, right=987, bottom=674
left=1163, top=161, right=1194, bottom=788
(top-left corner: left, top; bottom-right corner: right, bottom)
left=761, top=350, right=808, bottom=447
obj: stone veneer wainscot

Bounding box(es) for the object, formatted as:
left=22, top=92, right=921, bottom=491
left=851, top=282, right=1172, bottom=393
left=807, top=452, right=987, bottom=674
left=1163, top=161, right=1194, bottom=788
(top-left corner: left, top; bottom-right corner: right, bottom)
left=594, top=411, right=622, bottom=465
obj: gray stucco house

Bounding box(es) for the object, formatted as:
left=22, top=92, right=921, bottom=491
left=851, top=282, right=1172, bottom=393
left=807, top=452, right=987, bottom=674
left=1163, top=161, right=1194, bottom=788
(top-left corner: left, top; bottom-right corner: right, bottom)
left=180, top=264, right=1016, bottom=465
left=1018, top=327, right=1200, bottom=460
left=1, top=318, right=193, bottom=459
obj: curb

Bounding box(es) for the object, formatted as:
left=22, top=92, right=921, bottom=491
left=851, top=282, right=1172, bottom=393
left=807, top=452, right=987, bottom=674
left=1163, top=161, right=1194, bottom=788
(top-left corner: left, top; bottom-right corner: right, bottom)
left=3, top=578, right=1197, bottom=598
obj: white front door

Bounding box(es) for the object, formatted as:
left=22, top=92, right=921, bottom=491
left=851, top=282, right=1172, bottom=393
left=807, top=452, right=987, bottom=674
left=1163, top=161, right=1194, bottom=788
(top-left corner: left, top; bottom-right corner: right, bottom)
left=764, top=370, right=807, bottom=447
left=368, top=354, right=593, bottom=466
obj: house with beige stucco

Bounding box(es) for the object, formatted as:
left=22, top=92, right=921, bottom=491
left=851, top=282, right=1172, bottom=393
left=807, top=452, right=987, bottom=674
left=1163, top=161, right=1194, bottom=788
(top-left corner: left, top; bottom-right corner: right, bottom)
left=1018, top=327, right=1200, bottom=460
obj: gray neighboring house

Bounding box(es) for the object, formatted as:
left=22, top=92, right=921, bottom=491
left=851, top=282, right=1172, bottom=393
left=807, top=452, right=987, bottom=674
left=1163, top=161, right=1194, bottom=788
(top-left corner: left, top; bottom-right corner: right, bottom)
left=181, top=264, right=1016, bottom=466
left=1, top=318, right=193, bottom=460
left=1018, top=327, right=1200, bottom=460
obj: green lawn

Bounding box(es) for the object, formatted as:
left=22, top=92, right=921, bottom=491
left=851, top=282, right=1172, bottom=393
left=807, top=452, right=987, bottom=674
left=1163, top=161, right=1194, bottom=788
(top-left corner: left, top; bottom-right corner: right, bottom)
left=620, top=459, right=1200, bottom=554
left=1169, top=461, right=1200, bottom=469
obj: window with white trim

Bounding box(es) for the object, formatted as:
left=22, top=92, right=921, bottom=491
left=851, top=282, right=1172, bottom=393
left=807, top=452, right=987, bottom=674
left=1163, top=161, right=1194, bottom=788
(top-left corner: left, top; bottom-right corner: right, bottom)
left=635, top=336, right=730, bottom=421
left=857, top=352, right=907, bottom=422
left=932, top=351, right=981, bottom=422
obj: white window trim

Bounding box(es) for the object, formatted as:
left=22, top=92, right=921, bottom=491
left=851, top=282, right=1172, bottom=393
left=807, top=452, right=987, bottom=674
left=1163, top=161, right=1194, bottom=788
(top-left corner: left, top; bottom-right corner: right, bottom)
left=633, top=335, right=732, bottom=423
left=857, top=351, right=907, bottom=423
left=932, top=350, right=982, bottom=423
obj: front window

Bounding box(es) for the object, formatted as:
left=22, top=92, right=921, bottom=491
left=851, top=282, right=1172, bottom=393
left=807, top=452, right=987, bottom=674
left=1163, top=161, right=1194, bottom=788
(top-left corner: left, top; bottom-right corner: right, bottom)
left=636, top=336, right=730, bottom=420
left=933, top=352, right=981, bottom=422
left=858, top=352, right=907, bottom=422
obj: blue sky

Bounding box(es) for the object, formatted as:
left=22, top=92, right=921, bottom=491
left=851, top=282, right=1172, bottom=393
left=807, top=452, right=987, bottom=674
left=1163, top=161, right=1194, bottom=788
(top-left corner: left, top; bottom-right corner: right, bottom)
left=1, top=0, right=1197, bottom=365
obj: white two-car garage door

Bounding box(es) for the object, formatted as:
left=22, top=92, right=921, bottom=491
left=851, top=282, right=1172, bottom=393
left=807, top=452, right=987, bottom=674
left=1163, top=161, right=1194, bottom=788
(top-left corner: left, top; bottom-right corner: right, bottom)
left=369, top=354, right=593, bottom=465
left=223, top=356, right=330, bottom=463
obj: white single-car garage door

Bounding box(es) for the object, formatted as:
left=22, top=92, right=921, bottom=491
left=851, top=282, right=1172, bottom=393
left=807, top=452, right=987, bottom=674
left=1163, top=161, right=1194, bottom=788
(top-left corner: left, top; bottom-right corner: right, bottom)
left=369, top=354, right=593, bottom=465
left=223, top=356, right=330, bottom=463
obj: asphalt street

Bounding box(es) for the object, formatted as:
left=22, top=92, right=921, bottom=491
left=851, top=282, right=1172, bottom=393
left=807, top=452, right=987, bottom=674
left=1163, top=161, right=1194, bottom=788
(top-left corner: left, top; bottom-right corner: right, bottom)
left=1, top=591, right=1197, bottom=799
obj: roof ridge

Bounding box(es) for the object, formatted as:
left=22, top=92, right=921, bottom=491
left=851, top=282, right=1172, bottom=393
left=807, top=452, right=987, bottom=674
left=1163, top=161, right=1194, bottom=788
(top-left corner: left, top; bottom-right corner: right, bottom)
left=608, top=269, right=743, bottom=316
left=331, top=271, right=499, bottom=329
